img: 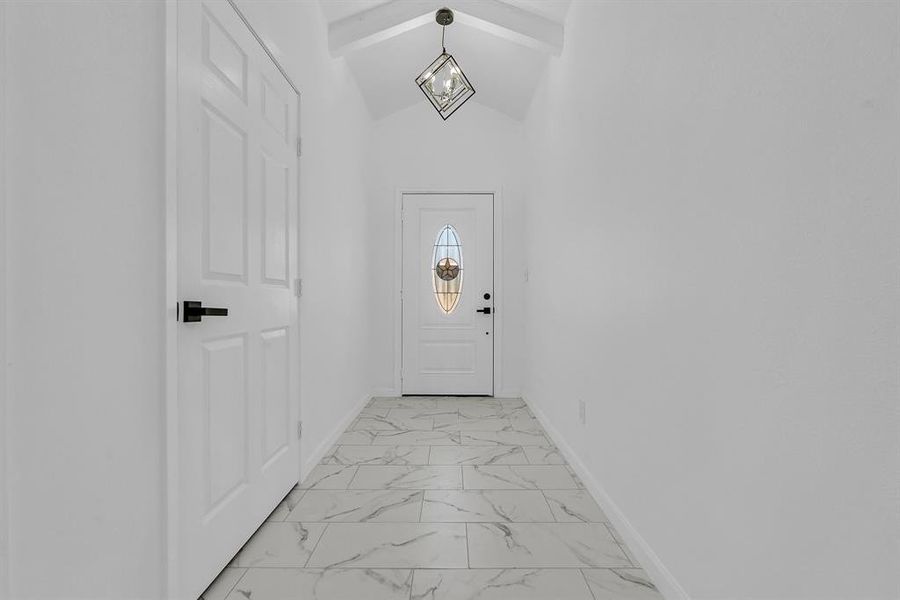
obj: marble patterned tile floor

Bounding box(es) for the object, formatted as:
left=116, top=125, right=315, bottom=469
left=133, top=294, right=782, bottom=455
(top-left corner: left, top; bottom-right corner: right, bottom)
left=201, top=396, right=664, bottom=600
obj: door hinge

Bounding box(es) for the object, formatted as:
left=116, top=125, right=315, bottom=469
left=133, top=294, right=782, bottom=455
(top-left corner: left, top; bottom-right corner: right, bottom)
left=296, top=137, right=302, bottom=157
left=297, top=421, right=303, bottom=439
left=295, top=278, right=303, bottom=297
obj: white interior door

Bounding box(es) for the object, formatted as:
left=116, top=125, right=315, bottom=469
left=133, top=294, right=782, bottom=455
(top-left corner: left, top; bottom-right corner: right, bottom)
left=176, top=2, right=299, bottom=598
left=402, top=193, right=494, bottom=395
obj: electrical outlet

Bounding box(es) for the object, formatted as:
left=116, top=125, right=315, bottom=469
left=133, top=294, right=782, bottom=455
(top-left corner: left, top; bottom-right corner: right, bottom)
left=578, top=399, right=586, bottom=425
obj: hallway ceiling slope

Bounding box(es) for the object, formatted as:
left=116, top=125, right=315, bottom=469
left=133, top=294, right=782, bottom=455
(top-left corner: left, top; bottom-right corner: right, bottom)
left=319, top=0, right=570, bottom=120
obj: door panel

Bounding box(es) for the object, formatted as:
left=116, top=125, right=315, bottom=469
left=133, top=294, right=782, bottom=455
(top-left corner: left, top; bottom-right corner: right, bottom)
left=261, top=327, right=290, bottom=466
left=177, top=2, right=300, bottom=598
left=402, top=194, right=494, bottom=395
left=202, top=106, right=247, bottom=281
left=262, top=153, right=289, bottom=285
left=203, top=335, right=248, bottom=508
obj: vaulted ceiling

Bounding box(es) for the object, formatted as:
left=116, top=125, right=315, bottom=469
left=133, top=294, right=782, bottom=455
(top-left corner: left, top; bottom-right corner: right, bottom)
left=318, top=0, right=571, bottom=120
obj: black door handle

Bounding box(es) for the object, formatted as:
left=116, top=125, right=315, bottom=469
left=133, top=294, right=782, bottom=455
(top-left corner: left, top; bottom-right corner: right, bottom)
left=182, top=300, right=229, bottom=323
left=476, top=307, right=492, bottom=315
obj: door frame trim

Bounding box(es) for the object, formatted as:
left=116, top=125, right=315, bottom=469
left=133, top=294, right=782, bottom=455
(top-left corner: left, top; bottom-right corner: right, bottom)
left=163, top=2, right=302, bottom=597
left=393, top=188, right=505, bottom=397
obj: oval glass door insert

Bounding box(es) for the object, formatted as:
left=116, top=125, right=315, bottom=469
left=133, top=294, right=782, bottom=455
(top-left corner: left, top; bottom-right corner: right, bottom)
left=433, top=224, right=463, bottom=314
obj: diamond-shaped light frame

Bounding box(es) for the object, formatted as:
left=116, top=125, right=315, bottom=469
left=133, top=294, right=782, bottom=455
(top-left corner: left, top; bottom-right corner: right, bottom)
left=415, top=52, right=475, bottom=120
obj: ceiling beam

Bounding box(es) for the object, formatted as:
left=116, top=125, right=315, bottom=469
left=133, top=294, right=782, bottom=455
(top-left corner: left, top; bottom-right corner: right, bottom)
left=328, top=0, right=564, bottom=57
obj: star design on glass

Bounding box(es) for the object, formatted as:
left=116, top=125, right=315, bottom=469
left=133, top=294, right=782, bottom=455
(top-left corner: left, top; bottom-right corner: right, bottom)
left=435, top=257, right=460, bottom=281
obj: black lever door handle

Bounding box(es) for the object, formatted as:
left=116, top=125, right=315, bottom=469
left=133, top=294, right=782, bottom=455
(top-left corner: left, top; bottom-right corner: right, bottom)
left=182, top=300, right=229, bottom=323
left=476, top=307, right=492, bottom=315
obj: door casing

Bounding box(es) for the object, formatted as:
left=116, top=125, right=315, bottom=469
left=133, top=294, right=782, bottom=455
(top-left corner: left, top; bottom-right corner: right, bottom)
left=393, top=188, right=506, bottom=397
left=163, top=2, right=302, bottom=597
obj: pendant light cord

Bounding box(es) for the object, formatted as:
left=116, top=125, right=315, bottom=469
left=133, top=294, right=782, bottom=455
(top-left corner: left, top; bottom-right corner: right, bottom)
left=441, top=25, right=446, bottom=54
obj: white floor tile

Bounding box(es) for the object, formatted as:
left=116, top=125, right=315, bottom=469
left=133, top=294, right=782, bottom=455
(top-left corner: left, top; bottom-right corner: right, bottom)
left=231, top=522, right=326, bottom=567
left=389, top=407, right=458, bottom=419
left=287, top=490, right=423, bottom=522
left=227, top=568, right=412, bottom=600
left=410, top=569, right=594, bottom=600
left=543, top=489, right=608, bottom=522
left=521, top=445, right=566, bottom=465
left=373, top=430, right=462, bottom=446
left=370, top=398, right=438, bottom=409
left=323, top=445, right=430, bottom=465
left=201, top=567, right=246, bottom=600
left=451, top=417, right=516, bottom=431
left=352, top=414, right=434, bottom=431
left=435, top=397, right=500, bottom=409
left=431, top=412, right=461, bottom=429
left=299, top=465, right=358, bottom=490
left=421, top=490, right=555, bottom=522
left=429, top=445, right=529, bottom=465
left=504, top=418, right=544, bottom=433
left=460, top=431, right=550, bottom=446
left=497, top=398, right=527, bottom=409
left=582, top=568, right=665, bottom=600
left=335, top=430, right=378, bottom=445
left=463, top=466, right=579, bottom=489
left=350, top=466, right=462, bottom=489
left=266, top=486, right=306, bottom=521
left=307, top=523, right=468, bottom=568
left=457, top=406, right=510, bottom=419
left=467, top=522, right=631, bottom=568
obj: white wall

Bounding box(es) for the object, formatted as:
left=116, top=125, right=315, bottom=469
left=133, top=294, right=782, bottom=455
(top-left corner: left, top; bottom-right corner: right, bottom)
left=4, top=2, right=168, bottom=598
left=368, top=102, right=526, bottom=397
left=522, top=2, right=900, bottom=599
left=231, top=0, right=374, bottom=474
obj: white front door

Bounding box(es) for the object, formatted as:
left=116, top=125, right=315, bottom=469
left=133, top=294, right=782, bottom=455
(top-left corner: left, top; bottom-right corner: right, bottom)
left=176, top=2, right=300, bottom=598
left=402, top=193, right=494, bottom=395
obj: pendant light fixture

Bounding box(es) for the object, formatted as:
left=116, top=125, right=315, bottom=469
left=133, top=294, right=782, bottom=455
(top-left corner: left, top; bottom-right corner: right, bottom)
left=415, top=8, right=475, bottom=120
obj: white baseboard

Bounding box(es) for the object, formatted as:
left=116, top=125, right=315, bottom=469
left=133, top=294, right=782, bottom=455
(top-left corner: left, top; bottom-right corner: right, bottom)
left=301, top=393, right=370, bottom=480
left=371, top=387, right=399, bottom=397
left=523, top=394, right=690, bottom=600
